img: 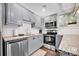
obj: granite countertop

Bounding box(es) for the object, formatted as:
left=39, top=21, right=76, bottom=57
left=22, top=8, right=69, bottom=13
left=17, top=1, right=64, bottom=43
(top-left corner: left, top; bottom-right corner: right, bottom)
left=3, top=34, right=42, bottom=42
left=59, top=34, right=79, bottom=55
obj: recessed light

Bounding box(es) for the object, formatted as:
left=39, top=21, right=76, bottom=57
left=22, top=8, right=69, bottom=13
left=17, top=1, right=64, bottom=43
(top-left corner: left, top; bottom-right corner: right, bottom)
left=42, top=5, right=47, bottom=12
left=42, top=8, right=46, bottom=12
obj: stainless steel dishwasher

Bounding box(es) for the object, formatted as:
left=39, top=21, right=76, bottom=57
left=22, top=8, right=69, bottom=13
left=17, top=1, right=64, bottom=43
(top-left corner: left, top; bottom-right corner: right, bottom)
left=4, top=38, right=28, bottom=56
left=6, top=41, right=20, bottom=56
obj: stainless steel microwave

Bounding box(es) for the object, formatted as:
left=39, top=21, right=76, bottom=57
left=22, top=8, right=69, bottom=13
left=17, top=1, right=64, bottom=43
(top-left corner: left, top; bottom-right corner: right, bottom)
left=45, top=21, right=57, bottom=29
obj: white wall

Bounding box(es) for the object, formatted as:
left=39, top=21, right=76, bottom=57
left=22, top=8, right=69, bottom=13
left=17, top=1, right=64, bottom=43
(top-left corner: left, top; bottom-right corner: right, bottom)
left=58, top=24, right=79, bottom=35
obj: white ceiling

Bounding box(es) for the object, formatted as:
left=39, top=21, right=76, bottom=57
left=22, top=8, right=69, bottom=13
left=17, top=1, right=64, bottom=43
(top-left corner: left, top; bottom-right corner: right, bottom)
left=19, top=3, right=76, bottom=17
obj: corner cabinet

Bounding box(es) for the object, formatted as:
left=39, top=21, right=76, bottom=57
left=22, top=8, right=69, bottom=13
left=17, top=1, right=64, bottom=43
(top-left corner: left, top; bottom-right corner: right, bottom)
left=28, top=35, right=43, bottom=55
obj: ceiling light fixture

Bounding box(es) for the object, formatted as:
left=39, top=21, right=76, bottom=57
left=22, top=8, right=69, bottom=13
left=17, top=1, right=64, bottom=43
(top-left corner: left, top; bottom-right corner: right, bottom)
left=42, top=5, right=46, bottom=12
left=42, top=8, right=46, bottom=12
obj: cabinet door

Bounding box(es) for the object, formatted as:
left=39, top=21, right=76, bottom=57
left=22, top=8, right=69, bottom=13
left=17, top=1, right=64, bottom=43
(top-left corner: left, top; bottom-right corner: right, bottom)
left=28, top=37, right=35, bottom=55
left=7, top=4, right=18, bottom=24
left=7, top=4, right=11, bottom=24
left=7, top=4, right=23, bottom=24
left=28, top=35, right=43, bottom=55
left=56, top=35, right=62, bottom=50
left=10, top=4, right=22, bottom=24
left=28, top=37, right=39, bottom=55
left=38, top=35, right=43, bottom=46
left=35, top=35, right=43, bottom=50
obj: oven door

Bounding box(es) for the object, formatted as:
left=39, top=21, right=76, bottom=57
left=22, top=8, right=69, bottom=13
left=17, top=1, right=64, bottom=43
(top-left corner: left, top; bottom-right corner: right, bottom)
left=44, top=35, right=55, bottom=46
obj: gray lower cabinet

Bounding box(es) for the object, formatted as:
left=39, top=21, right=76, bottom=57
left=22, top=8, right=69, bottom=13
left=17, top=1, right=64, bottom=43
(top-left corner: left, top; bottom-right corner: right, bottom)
left=7, top=38, right=28, bottom=56
left=38, top=35, right=43, bottom=46
left=6, top=35, right=43, bottom=56
left=56, top=35, right=62, bottom=50
left=28, top=35, right=43, bottom=55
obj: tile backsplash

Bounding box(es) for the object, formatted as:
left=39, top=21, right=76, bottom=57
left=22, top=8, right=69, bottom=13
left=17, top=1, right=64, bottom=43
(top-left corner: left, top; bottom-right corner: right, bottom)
left=2, top=23, right=39, bottom=37
left=2, top=25, right=16, bottom=37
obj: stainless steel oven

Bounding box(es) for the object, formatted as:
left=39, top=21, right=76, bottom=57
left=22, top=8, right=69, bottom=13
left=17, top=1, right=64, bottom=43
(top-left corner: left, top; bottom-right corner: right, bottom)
left=44, top=35, right=55, bottom=46
left=44, top=30, right=57, bottom=46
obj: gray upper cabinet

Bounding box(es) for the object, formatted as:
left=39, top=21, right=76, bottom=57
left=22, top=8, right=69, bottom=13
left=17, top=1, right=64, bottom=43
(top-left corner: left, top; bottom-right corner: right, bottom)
left=6, top=4, right=32, bottom=25
left=6, top=4, right=9, bottom=24
left=7, top=4, right=16, bottom=24
left=7, top=4, right=23, bottom=24
left=7, top=4, right=33, bottom=24
left=6, top=4, right=42, bottom=28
